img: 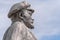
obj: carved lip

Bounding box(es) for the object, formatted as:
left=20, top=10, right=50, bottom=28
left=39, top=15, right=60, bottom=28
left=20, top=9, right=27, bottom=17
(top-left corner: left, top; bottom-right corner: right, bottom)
left=30, top=19, right=34, bottom=24
left=31, top=21, right=33, bottom=23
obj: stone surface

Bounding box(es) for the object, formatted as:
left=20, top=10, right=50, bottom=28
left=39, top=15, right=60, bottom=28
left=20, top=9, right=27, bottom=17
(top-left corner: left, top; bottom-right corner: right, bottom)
left=3, top=1, right=37, bottom=40
left=3, top=21, right=37, bottom=40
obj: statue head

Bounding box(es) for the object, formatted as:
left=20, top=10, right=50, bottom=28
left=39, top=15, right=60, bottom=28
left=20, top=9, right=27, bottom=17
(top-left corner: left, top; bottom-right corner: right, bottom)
left=8, top=1, right=34, bottom=29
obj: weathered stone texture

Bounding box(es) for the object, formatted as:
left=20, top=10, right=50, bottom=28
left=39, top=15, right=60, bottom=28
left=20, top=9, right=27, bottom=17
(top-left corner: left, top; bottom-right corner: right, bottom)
left=3, top=21, right=37, bottom=40
left=3, top=1, right=37, bottom=40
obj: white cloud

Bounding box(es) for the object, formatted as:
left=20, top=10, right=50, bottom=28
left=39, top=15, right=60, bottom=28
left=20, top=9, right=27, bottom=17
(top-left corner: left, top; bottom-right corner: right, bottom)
left=32, top=0, right=60, bottom=40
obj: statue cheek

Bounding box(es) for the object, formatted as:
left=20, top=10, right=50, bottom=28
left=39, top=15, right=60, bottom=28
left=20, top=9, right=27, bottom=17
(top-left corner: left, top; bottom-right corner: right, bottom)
left=24, top=14, right=30, bottom=19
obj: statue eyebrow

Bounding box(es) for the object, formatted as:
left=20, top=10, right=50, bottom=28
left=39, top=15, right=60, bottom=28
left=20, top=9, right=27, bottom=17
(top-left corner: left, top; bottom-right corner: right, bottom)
left=27, top=9, right=34, bottom=13
left=27, top=9, right=32, bottom=11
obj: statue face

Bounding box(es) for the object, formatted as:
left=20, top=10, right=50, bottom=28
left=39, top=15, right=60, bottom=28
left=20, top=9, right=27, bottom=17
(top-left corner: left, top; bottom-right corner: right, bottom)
left=22, top=9, right=34, bottom=29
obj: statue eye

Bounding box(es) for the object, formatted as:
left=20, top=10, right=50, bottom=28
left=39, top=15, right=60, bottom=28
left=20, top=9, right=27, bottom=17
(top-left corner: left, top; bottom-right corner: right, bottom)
left=27, top=10, right=32, bottom=15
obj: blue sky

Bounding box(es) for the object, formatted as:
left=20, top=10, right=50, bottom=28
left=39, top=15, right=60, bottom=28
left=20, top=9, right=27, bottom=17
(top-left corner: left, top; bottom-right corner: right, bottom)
left=0, top=0, right=60, bottom=40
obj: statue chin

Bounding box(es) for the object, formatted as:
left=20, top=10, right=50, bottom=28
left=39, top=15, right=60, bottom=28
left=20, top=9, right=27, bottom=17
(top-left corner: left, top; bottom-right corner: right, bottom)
left=25, top=21, right=34, bottom=29
left=28, top=24, right=34, bottom=29
left=27, top=24, right=34, bottom=29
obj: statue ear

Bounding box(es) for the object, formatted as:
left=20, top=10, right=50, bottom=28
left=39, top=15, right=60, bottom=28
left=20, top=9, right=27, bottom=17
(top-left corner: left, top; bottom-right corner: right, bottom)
left=18, top=11, right=24, bottom=20
left=20, top=13, right=23, bottom=17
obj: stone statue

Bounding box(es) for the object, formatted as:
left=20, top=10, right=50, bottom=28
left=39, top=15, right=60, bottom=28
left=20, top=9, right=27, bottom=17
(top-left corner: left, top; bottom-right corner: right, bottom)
left=3, top=1, right=37, bottom=40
